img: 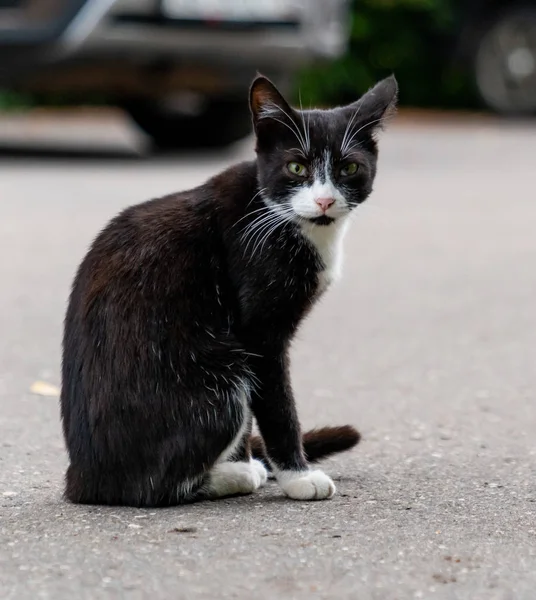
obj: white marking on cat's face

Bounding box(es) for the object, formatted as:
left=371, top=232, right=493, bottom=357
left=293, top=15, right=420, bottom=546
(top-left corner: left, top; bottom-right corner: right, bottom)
left=288, top=151, right=349, bottom=221
left=261, top=151, right=351, bottom=293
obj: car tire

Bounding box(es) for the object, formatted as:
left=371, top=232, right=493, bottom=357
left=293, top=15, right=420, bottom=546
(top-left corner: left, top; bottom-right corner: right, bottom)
left=473, top=5, right=536, bottom=116
left=124, top=97, right=252, bottom=150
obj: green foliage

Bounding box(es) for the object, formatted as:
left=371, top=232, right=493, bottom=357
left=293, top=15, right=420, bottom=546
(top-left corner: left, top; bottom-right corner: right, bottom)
left=0, top=90, right=34, bottom=111
left=297, top=0, right=477, bottom=109
left=0, top=90, right=112, bottom=111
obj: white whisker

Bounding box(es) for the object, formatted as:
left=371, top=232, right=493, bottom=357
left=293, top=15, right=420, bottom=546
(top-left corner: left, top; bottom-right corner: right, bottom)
left=241, top=201, right=296, bottom=259
left=246, top=187, right=268, bottom=208
left=256, top=219, right=286, bottom=256
left=341, top=99, right=366, bottom=156
left=233, top=194, right=270, bottom=229
left=342, top=116, right=386, bottom=157
left=298, top=90, right=311, bottom=154
left=240, top=209, right=277, bottom=244
left=238, top=209, right=274, bottom=240
left=306, top=108, right=312, bottom=154
left=250, top=217, right=283, bottom=257
left=251, top=209, right=295, bottom=258
left=241, top=210, right=284, bottom=254
left=261, top=101, right=309, bottom=155
left=245, top=215, right=284, bottom=256
left=341, top=103, right=362, bottom=156
left=276, top=105, right=308, bottom=154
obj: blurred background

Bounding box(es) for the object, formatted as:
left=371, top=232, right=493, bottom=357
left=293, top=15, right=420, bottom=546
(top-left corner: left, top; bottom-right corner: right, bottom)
left=1, top=0, right=535, bottom=150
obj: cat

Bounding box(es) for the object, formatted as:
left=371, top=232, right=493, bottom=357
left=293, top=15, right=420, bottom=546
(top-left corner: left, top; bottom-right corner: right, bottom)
left=60, top=73, right=398, bottom=507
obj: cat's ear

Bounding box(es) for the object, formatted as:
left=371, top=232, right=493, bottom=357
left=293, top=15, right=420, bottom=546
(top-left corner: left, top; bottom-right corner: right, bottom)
left=249, top=75, right=296, bottom=132
left=344, top=75, right=399, bottom=133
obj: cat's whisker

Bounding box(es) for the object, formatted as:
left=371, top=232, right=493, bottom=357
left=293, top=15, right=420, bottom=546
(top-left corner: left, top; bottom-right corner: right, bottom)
left=240, top=205, right=281, bottom=238
left=342, top=116, right=386, bottom=157
left=287, top=147, right=307, bottom=160
left=351, top=116, right=386, bottom=138
left=233, top=188, right=271, bottom=231
left=340, top=118, right=352, bottom=155
left=263, top=101, right=309, bottom=155
left=266, top=116, right=308, bottom=155
left=306, top=109, right=312, bottom=154
left=251, top=212, right=291, bottom=258
left=298, top=91, right=311, bottom=154
left=252, top=205, right=297, bottom=252
left=240, top=219, right=272, bottom=248
left=246, top=211, right=289, bottom=256
left=276, top=105, right=309, bottom=154
left=244, top=205, right=296, bottom=259
left=234, top=201, right=272, bottom=231
left=238, top=202, right=282, bottom=236
left=257, top=216, right=292, bottom=256
left=240, top=204, right=271, bottom=222
left=340, top=96, right=365, bottom=155
left=242, top=209, right=286, bottom=255
left=341, top=106, right=360, bottom=156
left=246, top=186, right=268, bottom=209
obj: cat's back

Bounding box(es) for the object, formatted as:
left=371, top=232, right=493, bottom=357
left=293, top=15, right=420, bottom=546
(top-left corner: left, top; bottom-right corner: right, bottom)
left=73, top=161, right=255, bottom=299
left=84, top=188, right=210, bottom=274
left=65, top=161, right=259, bottom=334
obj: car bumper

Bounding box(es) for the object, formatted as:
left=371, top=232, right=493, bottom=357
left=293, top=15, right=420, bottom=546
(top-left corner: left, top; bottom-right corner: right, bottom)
left=1, top=0, right=350, bottom=90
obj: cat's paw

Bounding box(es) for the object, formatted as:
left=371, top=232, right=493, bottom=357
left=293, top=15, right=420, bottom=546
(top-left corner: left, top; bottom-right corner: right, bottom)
left=251, top=459, right=268, bottom=487
left=277, top=469, right=336, bottom=501
left=207, top=461, right=264, bottom=498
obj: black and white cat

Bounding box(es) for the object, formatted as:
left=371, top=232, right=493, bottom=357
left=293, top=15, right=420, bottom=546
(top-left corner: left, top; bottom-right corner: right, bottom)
left=61, top=74, right=398, bottom=507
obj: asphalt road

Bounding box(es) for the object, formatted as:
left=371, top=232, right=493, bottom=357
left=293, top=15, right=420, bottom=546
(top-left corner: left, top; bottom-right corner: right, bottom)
left=1, top=112, right=535, bottom=600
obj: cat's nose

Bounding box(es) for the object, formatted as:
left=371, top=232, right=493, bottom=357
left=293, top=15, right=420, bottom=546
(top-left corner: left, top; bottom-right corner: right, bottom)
left=315, top=197, right=336, bottom=212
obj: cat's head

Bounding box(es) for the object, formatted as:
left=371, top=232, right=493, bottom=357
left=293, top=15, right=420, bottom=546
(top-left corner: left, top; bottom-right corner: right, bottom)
left=249, top=74, right=398, bottom=226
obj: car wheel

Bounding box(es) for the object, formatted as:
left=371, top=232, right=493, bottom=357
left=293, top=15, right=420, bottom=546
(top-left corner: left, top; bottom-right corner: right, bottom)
left=473, top=6, right=536, bottom=115
left=124, top=97, right=252, bottom=150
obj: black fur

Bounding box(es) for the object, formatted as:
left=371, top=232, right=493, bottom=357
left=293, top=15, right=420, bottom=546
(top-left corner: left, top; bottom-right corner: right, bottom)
left=60, top=75, right=397, bottom=506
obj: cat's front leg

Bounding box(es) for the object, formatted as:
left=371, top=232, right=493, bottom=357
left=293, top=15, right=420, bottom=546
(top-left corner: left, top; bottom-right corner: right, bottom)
left=203, top=415, right=268, bottom=499
left=228, top=414, right=268, bottom=488
left=251, top=352, right=336, bottom=501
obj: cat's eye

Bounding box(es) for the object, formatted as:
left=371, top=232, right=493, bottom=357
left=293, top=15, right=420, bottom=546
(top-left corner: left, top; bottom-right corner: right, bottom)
left=287, top=162, right=308, bottom=177
left=340, top=163, right=359, bottom=177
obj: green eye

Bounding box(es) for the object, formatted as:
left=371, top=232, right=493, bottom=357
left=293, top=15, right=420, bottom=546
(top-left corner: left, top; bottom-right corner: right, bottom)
left=287, top=162, right=308, bottom=177
left=340, top=162, right=359, bottom=177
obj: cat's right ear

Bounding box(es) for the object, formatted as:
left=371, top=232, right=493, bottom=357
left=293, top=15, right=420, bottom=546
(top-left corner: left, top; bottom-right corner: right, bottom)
left=249, top=75, right=295, bottom=133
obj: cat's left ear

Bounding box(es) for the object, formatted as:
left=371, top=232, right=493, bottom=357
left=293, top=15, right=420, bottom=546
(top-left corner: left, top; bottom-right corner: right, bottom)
left=249, top=75, right=295, bottom=132
left=343, top=75, right=399, bottom=133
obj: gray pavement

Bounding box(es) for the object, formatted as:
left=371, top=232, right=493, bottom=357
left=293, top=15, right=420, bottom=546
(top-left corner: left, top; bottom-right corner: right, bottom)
left=1, top=112, right=535, bottom=599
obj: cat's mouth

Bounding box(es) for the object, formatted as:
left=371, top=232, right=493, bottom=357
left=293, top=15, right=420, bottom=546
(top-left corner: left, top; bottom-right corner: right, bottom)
left=308, top=215, right=336, bottom=226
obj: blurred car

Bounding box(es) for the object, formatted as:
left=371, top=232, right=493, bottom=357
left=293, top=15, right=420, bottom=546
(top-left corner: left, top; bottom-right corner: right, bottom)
left=453, top=0, right=536, bottom=116
left=0, top=0, right=350, bottom=148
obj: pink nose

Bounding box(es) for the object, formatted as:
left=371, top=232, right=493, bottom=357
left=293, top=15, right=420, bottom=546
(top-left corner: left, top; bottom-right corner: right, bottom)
left=315, top=197, right=335, bottom=212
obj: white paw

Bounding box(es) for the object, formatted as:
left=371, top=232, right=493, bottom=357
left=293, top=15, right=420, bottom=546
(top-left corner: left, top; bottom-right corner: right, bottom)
left=251, top=459, right=268, bottom=487
left=207, top=461, right=263, bottom=498
left=277, top=469, right=336, bottom=501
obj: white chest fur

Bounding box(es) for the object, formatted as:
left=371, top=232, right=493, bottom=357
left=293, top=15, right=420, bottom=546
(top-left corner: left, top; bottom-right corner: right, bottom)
left=300, top=219, right=349, bottom=294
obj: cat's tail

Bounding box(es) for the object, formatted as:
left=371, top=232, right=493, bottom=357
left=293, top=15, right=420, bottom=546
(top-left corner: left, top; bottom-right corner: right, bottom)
left=250, top=425, right=360, bottom=464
